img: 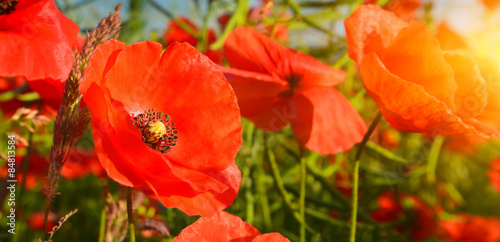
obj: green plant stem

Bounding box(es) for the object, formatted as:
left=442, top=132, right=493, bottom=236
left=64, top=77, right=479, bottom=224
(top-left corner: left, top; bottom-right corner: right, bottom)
left=427, top=135, right=444, bottom=184
left=299, top=151, right=306, bottom=242
left=209, top=0, right=250, bottom=50
left=198, top=0, right=213, bottom=53
left=145, top=0, right=199, bottom=38
left=349, top=112, right=382, bottom=242
left=98, top=208, right=106, bottom=242
left=127, top=187, right=136, bottom=242
left=264, top=133, right=315, bottom=234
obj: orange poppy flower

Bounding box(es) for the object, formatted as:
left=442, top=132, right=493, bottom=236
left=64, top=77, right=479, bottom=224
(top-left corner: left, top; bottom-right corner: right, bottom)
left=27, top=212, right=57, bottom=232
left=164, top=17, right=223, bottom=64
left=481, top=0, right=500, bottom=10
left=61, top=149, right=105, bottom=179
left=365, top=0, right=422, bottom=21
left=0, top=0, right=80, bottom=110
left=345, top=5, right=497, bottom=137
left=173, top=211, right=290, bottom=242
left=437, top=214, right=500, bottom=242
left=80, top=40, right=242, bottom=216
left=222, top=26, right=367, bottom=154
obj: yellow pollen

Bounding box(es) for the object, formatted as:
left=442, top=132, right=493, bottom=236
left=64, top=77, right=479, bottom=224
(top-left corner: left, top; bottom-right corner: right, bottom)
left=143, top=121, right=166, bottom=143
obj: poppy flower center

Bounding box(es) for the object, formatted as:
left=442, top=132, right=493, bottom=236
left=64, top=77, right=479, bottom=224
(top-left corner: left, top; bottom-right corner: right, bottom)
left=132, top=108, right=178, bottom=153
left=279, top=73, right=303, bottom=97
left=0, top=0, right=18, bottom=15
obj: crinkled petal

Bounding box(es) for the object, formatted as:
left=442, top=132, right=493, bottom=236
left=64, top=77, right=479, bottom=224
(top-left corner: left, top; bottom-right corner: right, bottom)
left=252, top=233, right=291, bottom=242
left=380, top=21, right=457, bottom=109
left=360, top=52, right=478, bottom=136
left=145, top=164, right=241, bottom=217
left=290, top=87, right=367, bottom=154
left=344, top=4, right=408, bottom=64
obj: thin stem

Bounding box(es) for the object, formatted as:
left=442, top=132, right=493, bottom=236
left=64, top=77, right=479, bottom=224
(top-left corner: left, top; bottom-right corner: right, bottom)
left=127, top=187, right=136, bottom=242
left=98, top=208, right=106, bottom=242
left=264, top=133, right=315, bottom=234
left=349, top=112, right=382, bottom=242
left=299, top=150, right=307, bottom=242
left=427, top=135, right=444, bottom=184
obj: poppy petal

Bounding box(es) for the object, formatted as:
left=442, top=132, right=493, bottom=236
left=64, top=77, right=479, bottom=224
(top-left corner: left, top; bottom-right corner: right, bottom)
left=252, top=233, right=291, bottom=242
left=0, top=0, right=79, bottom=80
left=380, top=21, right=457, bottom=109
left=290, top=87, right=367, bottom=154
left=148, top=164, right=241, bottom=217
left=173, top=211, right=261, bottom=242
left=360, top=52, right=479, bottom=136
left=220, top=66, right=286, bottom=117
left=344, top=4, right=408, bottom=64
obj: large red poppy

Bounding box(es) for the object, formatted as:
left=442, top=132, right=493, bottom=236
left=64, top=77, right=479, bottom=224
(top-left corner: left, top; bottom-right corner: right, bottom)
left=80, top=40, right=242, bottom=216
left=437, top=213, right=500, bottom=242
left=222, top=26, right=367, bottom=154
left=0, top=0, right=80, bottom=109
left=164, top=17, right=223, bottom=64
left=345, top=4, right=497, bottom=137
left=173, top=211, right=290, bottom=242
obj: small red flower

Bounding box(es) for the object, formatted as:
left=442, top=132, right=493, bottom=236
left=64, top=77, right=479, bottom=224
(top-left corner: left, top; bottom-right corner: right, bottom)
left=488, top=158, right=500, bottom=193
left=222, top=26, right=367, bottom=154
left=173, top=211, right=290, bottom=242
left=345, top=5, right=497, bottom=137
left=61, top=149, right=105, bottom=179
left=0, top=154, right=49, bottom=189
left=0, top=0, right=80, bottom=109
left=371, top=191, right=436, bottom=240
left=27, top=212, right=57, bottom=232
left=80, top=40, right=242, bottom=216
left=164, top=17, right=223, bottom=64
left=438, top=214, right=500, bottom=242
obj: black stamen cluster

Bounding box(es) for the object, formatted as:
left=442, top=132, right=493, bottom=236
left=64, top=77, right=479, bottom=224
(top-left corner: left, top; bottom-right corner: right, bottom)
left=133, top=108, right=179, bottom=153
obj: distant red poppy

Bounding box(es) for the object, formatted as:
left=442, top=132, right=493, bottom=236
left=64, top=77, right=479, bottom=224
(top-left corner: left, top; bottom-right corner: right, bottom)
left=80, top=40, right=242, bottom=216
left=377, top=127, right=401, bottom=149
left=345, top=5, right=497, bottom=137
left=61, top=149, right=105, bottom=179
left=438, top=213, right=500, bottom=242
left=0, top=154, right=49, bottom=190
left=0, top=0, right=80, bottom=110
left=222, top=26, right=367, bottom=154
left=164, top=17, right=223, bottom=64
left=173, top=211, right=290, bottom=242
left=27, top=212, right=57, bottom=232
left=488, top=158, right=500, bottom=193
left=371, top=191, right=436, bottom=240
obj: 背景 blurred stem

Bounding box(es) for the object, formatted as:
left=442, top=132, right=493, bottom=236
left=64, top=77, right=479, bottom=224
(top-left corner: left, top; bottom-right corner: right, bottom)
left=198, top=0, right=214, bottom=53
left=263, top=133, right=315, bottom=234
left=299, top=149, right=306, bottom=242
left=209, top=0, right=250, bottom=50
left=145, top=0, right=199, bottom=38
left=349, top=112, right=382, bottom=242
left=127, top=187, right=136, bottom=242
left=427, top=135, right=445, bottom=184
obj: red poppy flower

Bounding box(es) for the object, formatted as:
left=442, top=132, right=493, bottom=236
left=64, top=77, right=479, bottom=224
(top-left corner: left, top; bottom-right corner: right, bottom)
left=488, top=158, right=500, bottom=193
left=370, top=191, right=436, bottom=240
left=164, top=17, right=223, bottom=64
left=435, top=23, right=469, bottom=51
left=438, top=214, right=500, bottom=242
left=0, top=0, right=80, bottom=110
left=222, top=26, right=367, bottom=154
left=80, top=40, right=242, bottom=216
left=173, top=211, right=290, bottom=242
left=27, top=212, right=57, bottom=232
left=345, top=4, right=497, bottom=137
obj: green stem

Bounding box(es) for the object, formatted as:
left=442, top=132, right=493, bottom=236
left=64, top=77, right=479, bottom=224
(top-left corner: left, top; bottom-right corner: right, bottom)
left=209, top=0, right=250, bottom=50
left=299, top=151, right=306, bottom=242
left=426, top=135, right=444, bottom=184
left=145, top=0, right=199, bottom=38
left=349, top=112, right=382, bottom=242
left=264, top=133, right=315, bottom=234
left=127, top=187, right=136, bottom=242
left=98, top=208, right=106, bottom=242
left=198, top=0, right=213, bottom=53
